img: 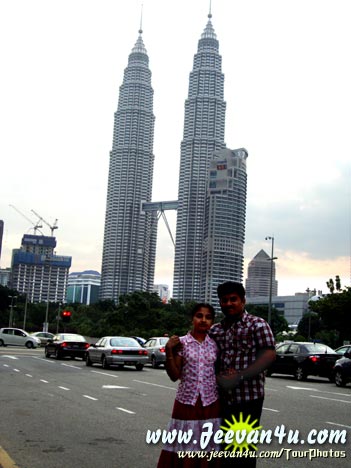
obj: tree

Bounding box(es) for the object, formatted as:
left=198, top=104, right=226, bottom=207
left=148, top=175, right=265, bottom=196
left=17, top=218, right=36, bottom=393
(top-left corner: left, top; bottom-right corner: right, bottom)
left=245, top=305, right=290, bottom=336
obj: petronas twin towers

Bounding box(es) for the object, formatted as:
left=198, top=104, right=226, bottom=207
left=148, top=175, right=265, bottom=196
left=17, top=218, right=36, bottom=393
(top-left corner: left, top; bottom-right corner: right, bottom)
left=100, top=12, right=248, bottom=305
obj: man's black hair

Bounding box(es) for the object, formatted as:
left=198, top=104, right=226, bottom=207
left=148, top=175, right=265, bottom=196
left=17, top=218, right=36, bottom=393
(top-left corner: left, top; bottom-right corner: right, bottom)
left=217, top=281, right=246, bottom=301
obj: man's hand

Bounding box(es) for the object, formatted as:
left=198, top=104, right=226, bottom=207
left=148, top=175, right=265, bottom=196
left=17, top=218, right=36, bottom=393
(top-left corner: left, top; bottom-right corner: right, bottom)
left=217, top=370, right=241, bottom=390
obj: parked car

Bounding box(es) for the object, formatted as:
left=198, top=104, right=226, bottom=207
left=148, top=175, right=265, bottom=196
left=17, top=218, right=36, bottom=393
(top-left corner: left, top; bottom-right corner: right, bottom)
left=143, top=336, right=169, bottom=368
left=266, top=341, right=340, bottom=381
left=30, top=331, right=55, bottom=345
left=130, top=336, right=147, bottom=346
left=0, top=327, right=41, bottom=348
left=45, top=333, right=89, bottom=360
left=333, top=345, right=351, bottom=387
left=86, top=336, right=148, bottom=371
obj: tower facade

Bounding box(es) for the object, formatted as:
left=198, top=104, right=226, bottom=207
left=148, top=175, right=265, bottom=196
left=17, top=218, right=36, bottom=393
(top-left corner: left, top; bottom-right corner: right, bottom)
left=202, top=148, right=248, bottom=306
left=245, top=249, right=278, bottom=298
left=173, top=13, right=226, bottom=303
left=100, top=29, right=157, bottom=302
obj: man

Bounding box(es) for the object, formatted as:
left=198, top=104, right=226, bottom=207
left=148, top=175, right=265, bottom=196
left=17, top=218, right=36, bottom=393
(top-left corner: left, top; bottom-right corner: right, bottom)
left=209, top=281, right=276, bottom=467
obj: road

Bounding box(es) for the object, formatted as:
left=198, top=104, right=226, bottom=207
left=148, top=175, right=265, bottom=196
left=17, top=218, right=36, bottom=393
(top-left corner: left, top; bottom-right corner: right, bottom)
left=1, top=347, right=350, bottom=468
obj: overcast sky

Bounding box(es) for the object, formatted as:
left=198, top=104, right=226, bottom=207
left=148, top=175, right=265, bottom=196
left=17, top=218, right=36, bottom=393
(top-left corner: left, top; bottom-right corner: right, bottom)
left=1, top=0, right=350, bottom=297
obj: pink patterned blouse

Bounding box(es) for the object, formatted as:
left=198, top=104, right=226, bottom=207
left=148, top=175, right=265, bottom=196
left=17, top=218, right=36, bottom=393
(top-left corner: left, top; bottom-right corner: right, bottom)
left=175, top=332, right=219, bottom=406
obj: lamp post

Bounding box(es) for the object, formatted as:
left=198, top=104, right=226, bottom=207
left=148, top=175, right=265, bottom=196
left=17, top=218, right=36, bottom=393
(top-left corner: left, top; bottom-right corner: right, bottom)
left=265, top=236, right=277, bottom=326
left=8, top=295, right=18, bottom=327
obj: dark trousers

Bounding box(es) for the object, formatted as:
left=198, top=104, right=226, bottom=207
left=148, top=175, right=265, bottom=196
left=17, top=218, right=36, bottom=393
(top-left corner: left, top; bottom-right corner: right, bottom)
left=220, top=398, right=264, bottom=467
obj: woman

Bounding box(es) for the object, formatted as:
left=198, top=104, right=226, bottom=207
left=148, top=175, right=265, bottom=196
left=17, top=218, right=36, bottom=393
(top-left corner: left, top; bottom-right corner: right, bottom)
left=157, top=303, right=221, bottom=467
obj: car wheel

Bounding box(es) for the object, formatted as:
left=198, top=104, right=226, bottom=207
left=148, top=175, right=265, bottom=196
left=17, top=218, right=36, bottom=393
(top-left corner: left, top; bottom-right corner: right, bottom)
left=151, top=356, right=159, bottom=369
left=25, top=341, right=34, bottom=349
left=335, top=370, right=346, bottom=387
left=102, top=356, right=109, bottom=369
left=86, top=354, right=93, bottom=366
left=54, top=349, right=61, bottom=360
left=135, top=364, right=144, bottom=371
left=0, top=339, right=4, bottom=347
left=45, top=348, right=51, bottom=358
left=295, top=366, right=307, bottom=381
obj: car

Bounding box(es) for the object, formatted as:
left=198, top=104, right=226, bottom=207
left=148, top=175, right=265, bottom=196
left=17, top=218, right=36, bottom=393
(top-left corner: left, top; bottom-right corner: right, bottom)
left=86, top=336, right=148, bottom=371
left=0, top=327, right=41, bottom=348
left=143, top=336, right=169, bottom=368
left=45, top=333, right=89, bottom=360
left=266, top=341, right=340, bottom=381
left=332, top=345, right=351, bottom=387
left=130, top=336, right=147, bottom=346
left=30, top=331, right=55, bottom=345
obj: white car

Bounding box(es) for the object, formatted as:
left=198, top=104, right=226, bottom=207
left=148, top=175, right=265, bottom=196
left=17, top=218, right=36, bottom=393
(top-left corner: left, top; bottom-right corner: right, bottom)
left=0, top=328, right=41, bottom=348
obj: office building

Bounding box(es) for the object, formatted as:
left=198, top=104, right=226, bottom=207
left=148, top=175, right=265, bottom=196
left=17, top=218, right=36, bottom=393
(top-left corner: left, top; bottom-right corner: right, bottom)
left=66, top=270, right=101, bottom=305
left=10, top=234, right=71, bottom=303
left=246, top=249, right=278, bottom=298
left=0, top=268, right=11, bottom=287
left=153, top=284, right=170, bottom=303
left=202, top=148, right=248, bottom=306
left=100, top=26, right=157, bottom=303
left=173, top=12, right=227, bottom=303
left=0, top=220, right=3, bottom=263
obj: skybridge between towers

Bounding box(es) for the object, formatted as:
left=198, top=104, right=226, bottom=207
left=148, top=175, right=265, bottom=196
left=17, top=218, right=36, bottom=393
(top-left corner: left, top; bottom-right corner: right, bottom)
left=141, top=200, right=178, bottom=247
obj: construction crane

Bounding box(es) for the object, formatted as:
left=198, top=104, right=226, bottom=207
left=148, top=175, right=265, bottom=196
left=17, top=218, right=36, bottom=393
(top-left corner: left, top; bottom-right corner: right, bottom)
left=9, top=204, right=43, bottom=234
left=31, top=209, right=58, bottom=236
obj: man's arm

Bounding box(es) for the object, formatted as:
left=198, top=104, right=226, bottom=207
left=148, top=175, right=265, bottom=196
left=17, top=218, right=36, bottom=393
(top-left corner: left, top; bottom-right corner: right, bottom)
left=217, top=348, right=276, bottom=390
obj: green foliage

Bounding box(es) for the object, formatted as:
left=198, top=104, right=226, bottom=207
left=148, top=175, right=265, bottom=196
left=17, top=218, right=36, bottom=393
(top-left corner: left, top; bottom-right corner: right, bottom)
left=246, top=304, right=290, bottom=335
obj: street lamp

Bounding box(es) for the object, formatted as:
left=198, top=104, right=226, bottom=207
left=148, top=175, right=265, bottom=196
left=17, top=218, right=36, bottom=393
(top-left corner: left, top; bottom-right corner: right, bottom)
left=265, top=236, right=277, bottom=326
left=8, top=295, right=18, bottom=327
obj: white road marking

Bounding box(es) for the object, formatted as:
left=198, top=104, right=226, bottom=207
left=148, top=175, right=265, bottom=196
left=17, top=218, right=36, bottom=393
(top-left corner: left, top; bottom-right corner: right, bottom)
left=2, top=355, right=18, bottom=359
left=116, top=407, right=135, bottom=414
left=287, top=385, right=351, bottom=398
left=287, top=386, right=318, bottom=391
left=61, top=363, right=81, bottom=369
left=133, top=380, right=176, bottom=390
left=40, top=379, right=49, bottom=383
left=310, top=395, right=351, bottom=404
left=83, top=395, right=98, bottom=401
left=263, top=407, right=280, bottom=412
left=326, top=421, right=351, bottom=429
left=25, top=374, right=33, bottom=378
left=13, top=368, right=20, bottom=372
left=58, top=386, right=70, bottom=391
left=2, top=364, right=9, bottom=367
left=102, top=385, right=129, bottom=389
left=90, top=370, right=119, bottom=378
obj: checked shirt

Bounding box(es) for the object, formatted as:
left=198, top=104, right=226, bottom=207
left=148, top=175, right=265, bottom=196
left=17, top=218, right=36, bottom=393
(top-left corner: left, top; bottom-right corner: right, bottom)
left=209, top=311, right=275, bottom=404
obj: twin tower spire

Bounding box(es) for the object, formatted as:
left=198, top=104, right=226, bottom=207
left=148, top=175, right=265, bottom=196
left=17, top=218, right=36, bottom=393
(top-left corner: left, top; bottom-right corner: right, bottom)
left=100, top=8, right=248, bottom=305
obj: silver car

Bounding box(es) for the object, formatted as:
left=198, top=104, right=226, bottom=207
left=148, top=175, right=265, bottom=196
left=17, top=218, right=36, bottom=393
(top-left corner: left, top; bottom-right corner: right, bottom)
left=143, top=336, right=169, bottom=368
left=0, top=327, right=41, bottom=348
left=30, top=331, right=55, bottom=345
left=86, top=336, right=148, bottom=371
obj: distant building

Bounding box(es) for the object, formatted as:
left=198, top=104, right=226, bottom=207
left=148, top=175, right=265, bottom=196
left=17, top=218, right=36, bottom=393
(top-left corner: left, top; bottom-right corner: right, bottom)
left=153, top=284, right=170, bottom=303
left=66, top=270, right=101, bottom=305
left=10, top=234, right=71, bottom=303
left=0, top=268, right=11, bottom=287
left=246, top=292, right=310, bottom=325
left=0, top=220, right=3, bottom=262
left=246, top=249, right=278, bottom=298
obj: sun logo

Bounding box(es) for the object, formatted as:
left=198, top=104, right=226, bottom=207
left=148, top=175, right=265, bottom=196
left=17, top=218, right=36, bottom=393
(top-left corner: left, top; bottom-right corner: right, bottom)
left=221, top=413, right=262, bottom=452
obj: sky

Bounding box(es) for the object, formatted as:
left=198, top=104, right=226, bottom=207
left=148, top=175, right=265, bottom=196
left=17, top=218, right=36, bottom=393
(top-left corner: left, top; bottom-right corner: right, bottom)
left=1, top=0, right=350, bottom=297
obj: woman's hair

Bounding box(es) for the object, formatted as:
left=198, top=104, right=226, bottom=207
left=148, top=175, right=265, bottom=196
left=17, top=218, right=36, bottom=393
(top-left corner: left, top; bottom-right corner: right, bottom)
left=190, top=303, right=215, bottom=320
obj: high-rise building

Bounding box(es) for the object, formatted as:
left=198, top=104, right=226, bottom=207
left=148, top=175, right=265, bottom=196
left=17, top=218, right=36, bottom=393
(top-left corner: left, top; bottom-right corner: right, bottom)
left=153, top=284, right=170, bottom=303
left=202, top=148, right=248, bottom=306
left=245, top=249, right=278, bottom=298
left=173, top=12, right=227, bottom=303
left=66, top=270, right=101, bottom=305
left=10, top=234, right=71, bottom=303
left=0, top=220, right=3, bottom=263
left=100, top=27, right=157, bottom=302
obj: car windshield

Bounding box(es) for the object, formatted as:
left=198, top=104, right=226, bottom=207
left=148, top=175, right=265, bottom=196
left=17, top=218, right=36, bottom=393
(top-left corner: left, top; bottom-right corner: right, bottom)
left=60, top=334, right=86, bottom=342
left=110, top=337, right=140, bottom=347
left=159, top=338, right=169, bottom=346
left=304, top=343, right=336, bottom=353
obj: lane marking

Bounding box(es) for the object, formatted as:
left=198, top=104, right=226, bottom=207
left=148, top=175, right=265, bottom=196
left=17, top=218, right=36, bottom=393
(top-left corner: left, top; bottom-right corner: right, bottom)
left=25, top=374, right=33, bottom=378
left=91, top=370, right=119, bottom=378
left=58, top=386, right=70, bottom=391
left=310, top=395, right=351, bottom=404
left=102, top=385, right=129, bottom=389
left=13, top=369, right=20, bottom=372
left=116, top=407, right=135, bottom=414
left=133, top=380, right=176, bottom=390
left=263, top=407, right=280, bottom=412
left=3, top=364, right=9, bottom=367
left=326, top=421, right=351, bottom=429
left=40, top=379, right=49, bottom=383
left=287, top=385, right=351, bottom=398
left=287, top=386, right=318, bottom=391
left=1, top=355, right=18, bottom=360
left=61, top=363, right=81, bottom=369
left=83, top=395, right=98, bottom=401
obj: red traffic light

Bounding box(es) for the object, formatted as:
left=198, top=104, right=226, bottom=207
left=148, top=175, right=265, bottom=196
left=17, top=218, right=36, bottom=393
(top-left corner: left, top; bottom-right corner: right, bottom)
left=61, top=310, right=72, bottom=322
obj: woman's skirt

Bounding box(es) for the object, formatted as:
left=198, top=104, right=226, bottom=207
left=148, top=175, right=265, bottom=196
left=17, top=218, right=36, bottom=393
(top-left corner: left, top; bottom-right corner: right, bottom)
left=157, top=397, right=222, bottom=467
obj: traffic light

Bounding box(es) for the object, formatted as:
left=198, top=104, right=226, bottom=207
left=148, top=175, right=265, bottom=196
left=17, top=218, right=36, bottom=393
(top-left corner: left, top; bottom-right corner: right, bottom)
left=61, top=310, right=72, bottom=323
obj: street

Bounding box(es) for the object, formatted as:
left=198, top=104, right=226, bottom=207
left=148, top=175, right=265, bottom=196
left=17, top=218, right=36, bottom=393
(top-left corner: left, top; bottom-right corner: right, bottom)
left=1, top=347, right=350, bottom=467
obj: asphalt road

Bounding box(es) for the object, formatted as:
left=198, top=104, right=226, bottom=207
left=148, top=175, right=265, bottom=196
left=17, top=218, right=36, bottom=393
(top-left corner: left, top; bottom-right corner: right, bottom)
left=1, top=347, right=350, bottom=468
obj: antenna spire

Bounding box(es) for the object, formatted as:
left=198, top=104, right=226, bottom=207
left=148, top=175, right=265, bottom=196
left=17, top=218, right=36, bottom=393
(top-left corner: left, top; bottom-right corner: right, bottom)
left=208, top=0, right=212, bottom=18
left=139, top=3, right=143, bottom=34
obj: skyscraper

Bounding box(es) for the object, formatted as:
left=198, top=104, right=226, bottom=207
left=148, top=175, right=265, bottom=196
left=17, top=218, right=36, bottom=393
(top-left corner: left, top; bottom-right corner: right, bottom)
left=173, top=12, right=227, bottom=303
left=245, top=249, right=278, bottom=298
left=202, top=148, right=248, bottom=306
left=100, top=27, right=157, bottom=302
